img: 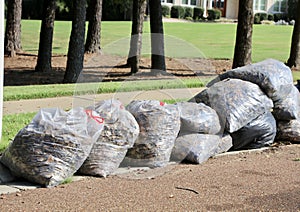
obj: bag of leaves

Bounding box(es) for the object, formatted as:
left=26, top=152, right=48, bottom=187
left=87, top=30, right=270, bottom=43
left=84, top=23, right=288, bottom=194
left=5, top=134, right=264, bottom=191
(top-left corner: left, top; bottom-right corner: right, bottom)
left=273, top=86, right=300, bottom=121
left=123, top=100, right=180, bottom=167
left=171, top=133, right=220, bottom=164
left=0, top=163, right=15, bottom=183
left=230, top=111, right=276, bottom=150
left=215, top=133, right=233, bottom=155
left=207, top=59, right=294, bottom=103
left=175, top=102, right=221, bottom=134
left=276, top=118, right=300, bottom=143
left=0, top=108, right=103, bottom=187
left=79, top=99, right=139, bottom=177
left=190, top=79, right=273, bottom=133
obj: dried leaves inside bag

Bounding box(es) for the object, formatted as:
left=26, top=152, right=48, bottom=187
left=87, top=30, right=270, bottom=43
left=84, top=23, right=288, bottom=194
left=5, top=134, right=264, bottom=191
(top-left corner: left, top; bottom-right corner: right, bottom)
left=123, top=100, right=180, bottom=167
left=79, top=99, right=139, bottom=177
left=0, top=108, right=103, bottom=187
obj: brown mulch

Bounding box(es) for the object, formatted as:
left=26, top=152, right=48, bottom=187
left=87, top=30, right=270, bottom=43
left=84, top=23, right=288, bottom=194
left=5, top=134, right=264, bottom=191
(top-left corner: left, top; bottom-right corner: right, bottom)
left=4, top=53, right=233, bottom=86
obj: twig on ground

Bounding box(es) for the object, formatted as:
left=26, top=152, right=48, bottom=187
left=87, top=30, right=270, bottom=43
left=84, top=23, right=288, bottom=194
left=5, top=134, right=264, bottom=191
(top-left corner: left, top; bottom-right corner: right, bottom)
left=175, top=186, right=199, bottom=194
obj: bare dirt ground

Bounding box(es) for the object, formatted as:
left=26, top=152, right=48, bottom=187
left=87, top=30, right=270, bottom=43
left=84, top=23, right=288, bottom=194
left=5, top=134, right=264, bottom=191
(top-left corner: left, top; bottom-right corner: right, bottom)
left=4, top=53, right=233, bottom=86
left=0, top=144, right=299, bottom=211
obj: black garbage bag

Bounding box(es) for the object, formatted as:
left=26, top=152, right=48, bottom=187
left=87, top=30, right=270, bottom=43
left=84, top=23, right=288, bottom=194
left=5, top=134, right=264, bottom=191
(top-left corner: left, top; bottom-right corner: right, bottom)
left=230, top=111, right=276, bottom=150
left=123, top=100, right=180, bottom=167
left=175, top=102, right=221, bottom=134
left=207, top=59, right=294, bottom=103
left=276, top=118, right=300, bottom=143
left=0, top=108, right=103, bottom=187
left=190, top=78, right=273, bottom=133
left=273, top=86, right=300, bottom=121
left=171, top=133, right=220, bottom=164
left=78, top=100, right=140, bottom=177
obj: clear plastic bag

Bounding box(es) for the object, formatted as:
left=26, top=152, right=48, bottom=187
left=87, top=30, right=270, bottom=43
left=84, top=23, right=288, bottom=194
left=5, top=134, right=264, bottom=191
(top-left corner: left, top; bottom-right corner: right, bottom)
left=175, top=102, right=221, bottom=134
left=171, top=133, right=220, bottom=164
left=273, top=86, right=300, bottom=121
left=276, top=118, right=300, bottom=143
left=123, top=100, right=180, bottom=167
left=207, top=59, right=294, bottom=103
left=79, top=99, right=139, bottom=177
left=0, top=108, right=103, bottom=187
left=215, top=133, right=233, bottom=154
left=191, top=79, right=273, bottom=133
left=230, top=111, right=276, bottom=150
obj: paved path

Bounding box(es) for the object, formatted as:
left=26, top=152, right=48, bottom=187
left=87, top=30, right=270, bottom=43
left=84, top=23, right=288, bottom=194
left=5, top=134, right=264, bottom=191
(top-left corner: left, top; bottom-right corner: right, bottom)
left=3, top=88, right=203, bottom=114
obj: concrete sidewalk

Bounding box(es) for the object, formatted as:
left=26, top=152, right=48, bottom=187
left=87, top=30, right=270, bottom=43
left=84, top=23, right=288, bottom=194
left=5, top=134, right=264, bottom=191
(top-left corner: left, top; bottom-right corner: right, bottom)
left=3, top=87, right=203, bottom=115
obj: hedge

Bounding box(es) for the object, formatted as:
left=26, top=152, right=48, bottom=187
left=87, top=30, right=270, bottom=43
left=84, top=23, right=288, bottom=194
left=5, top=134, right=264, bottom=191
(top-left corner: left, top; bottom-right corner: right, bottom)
left=162, top=5, right=171, bottom=17
left=207, top=9, right=221, bottom=20
left=171, top=5, right=185, bottom=19
left=184, top=7, right=193, bottom=18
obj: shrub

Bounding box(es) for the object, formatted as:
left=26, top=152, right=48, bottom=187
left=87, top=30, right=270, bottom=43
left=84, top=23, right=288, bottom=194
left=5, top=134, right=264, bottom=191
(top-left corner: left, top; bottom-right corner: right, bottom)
left=254, top=13, right=261, bottom=24
left=273, top=13, right=288, bottom=22
left=171, top=5, right=185, bottom=19
left=185, top=16, right=194, bottom=21
left=267, top=14, right=274, bottom=21
left=254, top=12, right=268, bottom=24
left=184, top=7, right=193, bottom=18
left=259, top=13, right=268, bottom=21
left=207, top=9, right=221, bottom=20
left=162, top=5, right=171, bottom=17
left=193, top=7, right=204, bottom=20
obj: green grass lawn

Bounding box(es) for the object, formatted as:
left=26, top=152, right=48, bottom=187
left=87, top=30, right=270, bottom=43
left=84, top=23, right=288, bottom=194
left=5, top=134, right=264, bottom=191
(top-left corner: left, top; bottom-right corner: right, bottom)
left=4, top=78, right=208, bottom=101
left=1, top=112, right=36, bottom=152
left=20, top=20, right=293, bottom=62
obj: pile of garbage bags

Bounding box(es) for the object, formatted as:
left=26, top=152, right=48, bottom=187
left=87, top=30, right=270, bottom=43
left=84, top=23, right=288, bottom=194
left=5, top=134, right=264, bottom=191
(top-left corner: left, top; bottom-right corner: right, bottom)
left=1, top=58, right=300, bottom=187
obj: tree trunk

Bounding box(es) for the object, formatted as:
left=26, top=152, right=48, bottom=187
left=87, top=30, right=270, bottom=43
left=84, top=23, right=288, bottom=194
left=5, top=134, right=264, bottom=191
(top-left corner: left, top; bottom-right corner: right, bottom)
left=85, top=0, right=103, bottom=54
left=63, top=0, right=87, bottom=83
left=127, top=0, right=147, bottom=74
left=35, top=0, right=57, bottom=72
left=4, top=0, right=22, bottom=57
left=286, top=0, right=300, bottom=68
left=232, top=0, right=254, bottom=69
left=149, top=0, right=166, bottom=72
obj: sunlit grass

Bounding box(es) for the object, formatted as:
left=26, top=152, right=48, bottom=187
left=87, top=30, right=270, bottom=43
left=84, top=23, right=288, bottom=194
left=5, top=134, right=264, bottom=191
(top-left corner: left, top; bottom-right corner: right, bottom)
left=20, top=20, right=293, bottom=62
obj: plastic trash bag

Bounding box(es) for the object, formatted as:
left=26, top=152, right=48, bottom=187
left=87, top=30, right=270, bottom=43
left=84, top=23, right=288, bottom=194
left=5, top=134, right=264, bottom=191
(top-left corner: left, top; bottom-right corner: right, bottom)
left=175, top=102, right=221, bottom=134
left=215, top=133, right=233, bottom=155
left=207, top=59, right=294, bottom=103
left=273, top=86, right=300, bottom=121
left=171, top=133, right=220, bottom=164
left=191, top=79, right=273, bottom=133
left=123, top=100, right=180, bottom=167
left=0, top=162, right=15, bottom=183
left=276, top=118, right=300, bottom=143
left=79, top=99, right=139, bottom=177
left=230, top=111, right=276, bottom=150
left=0, top=108, right=103, bottom=187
